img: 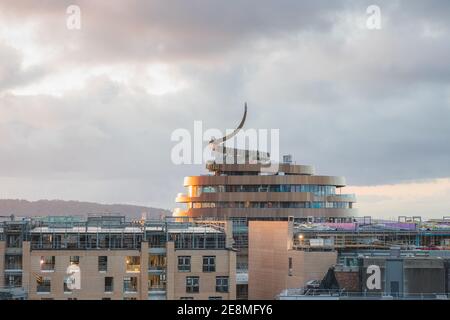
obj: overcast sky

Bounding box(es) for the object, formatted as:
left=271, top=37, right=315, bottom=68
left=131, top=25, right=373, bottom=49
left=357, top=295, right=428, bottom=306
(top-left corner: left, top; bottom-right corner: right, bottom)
left=0, top=0, right=449, bottom=218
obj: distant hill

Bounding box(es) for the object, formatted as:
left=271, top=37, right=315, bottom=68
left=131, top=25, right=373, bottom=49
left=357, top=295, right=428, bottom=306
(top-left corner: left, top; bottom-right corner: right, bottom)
left=0, top=199, right=171, bottom=219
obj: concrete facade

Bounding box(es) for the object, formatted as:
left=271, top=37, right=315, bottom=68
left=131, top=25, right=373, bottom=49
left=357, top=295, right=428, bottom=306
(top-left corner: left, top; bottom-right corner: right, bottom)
left=166, top=242, right=236, bottom=300
left=248, top=220, right=337, bottom=299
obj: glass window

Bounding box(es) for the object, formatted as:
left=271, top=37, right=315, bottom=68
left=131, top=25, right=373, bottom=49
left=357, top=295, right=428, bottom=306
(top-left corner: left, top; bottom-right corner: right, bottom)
left=70, top=256, right=79, bottom=266
left=148, top=255, right=166, bottom=270
left=178, top=256, right=191, bottom=272
left=105, top=277, right=114, bottom=292
left=288, top=257, right=293, bottom=276
left=98, top=256, right=108, bottom=272
left=126, top=256, right=140, bottom=272
left=5, top=255, right=22, bottom=270
left=148, top=274, right=166, bottom=291
left=186, top=277, right=199, bottom=293
left=64, top=280, right=72, bottom=293
left=216, top=276, right=229, bottom=293
left=37, top=276, right=51, bottom=293
left=40, top=256, right=55, bottom=271
left=123, top=277, right=138, bottom=292
left=203, top=256, right=216, bottom=272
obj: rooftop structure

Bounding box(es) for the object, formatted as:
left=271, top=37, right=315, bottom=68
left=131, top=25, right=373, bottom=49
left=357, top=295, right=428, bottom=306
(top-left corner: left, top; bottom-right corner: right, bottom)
left=293, top=216, right=450, bottom=251
left=175, top=105, right=357, bottom=220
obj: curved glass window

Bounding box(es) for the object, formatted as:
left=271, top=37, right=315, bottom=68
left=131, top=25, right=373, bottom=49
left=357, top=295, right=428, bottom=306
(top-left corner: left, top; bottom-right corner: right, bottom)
left=192, top=185, right=337, bottom=196
left=189, top=201, right=350, bottom=209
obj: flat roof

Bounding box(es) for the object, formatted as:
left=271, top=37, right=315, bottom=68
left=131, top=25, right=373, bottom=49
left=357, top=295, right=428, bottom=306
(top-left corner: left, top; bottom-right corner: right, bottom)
left=167, top=226, right=223, bottom=234
left=30, top=226, right=143, bottom=234
left=29, top=225, right=223, bottom=234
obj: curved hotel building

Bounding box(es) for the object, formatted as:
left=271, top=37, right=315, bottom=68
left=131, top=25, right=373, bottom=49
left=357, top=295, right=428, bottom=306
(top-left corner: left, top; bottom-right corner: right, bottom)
left=175, top=106, right=356, bottom=221
left=175, top=162, right=356, bottom=220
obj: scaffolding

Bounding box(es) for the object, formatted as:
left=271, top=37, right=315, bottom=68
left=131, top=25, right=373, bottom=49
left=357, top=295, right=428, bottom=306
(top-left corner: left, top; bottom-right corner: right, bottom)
left=293, top=218, right=450, bottom=251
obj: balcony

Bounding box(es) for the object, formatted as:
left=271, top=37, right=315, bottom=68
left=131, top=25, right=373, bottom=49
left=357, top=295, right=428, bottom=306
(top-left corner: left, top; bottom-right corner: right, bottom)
left=148, top=284, right=166, bottom=299
left=148, top=266, right=166, bottom=274
left=5, top=248, right=22, bottom=255
left=148, top=286, right=166, bottom=300
left=4, top=265, right=22, bottom=274
left=236, top=270, right=248, bottom=285
left=149, top=247, right=166, bottom=254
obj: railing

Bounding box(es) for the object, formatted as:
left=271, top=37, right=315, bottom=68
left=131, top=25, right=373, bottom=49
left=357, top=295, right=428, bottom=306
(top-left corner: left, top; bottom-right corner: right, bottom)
left=148, top=265, right=166, bottom=271
left=123, top=286, right=138, bottom=293
left=148, top=285, right=166, bottom=292
left=126, top=265, right=141, bottom=272
left=277, top=289, right=450, bottom=300
left=4, top=264, right=23, bottom=271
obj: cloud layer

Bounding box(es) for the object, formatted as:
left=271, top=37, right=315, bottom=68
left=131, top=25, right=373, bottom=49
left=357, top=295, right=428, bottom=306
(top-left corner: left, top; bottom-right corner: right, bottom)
left=0, top=1, right=449, bottom=216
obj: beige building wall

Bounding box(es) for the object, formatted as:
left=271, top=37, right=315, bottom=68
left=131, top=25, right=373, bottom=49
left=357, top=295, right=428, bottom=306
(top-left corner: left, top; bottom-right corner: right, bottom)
left=22, top=241, right=31, bottom=292
left=17, top=240, right=235, bottom=300
left=25, top=247, right=147, bottom=300
left=248, top=220, right=337, bottom=300
left=166, top=241, right=236, bottom=300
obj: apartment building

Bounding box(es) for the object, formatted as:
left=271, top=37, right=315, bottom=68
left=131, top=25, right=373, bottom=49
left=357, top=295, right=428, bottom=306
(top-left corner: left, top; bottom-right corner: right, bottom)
left=0, top=215, right=236, bottom=300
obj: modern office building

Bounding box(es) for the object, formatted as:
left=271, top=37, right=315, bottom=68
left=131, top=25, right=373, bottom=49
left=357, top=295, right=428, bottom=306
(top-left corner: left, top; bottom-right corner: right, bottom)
left=0, top=215, right=236, bottom=300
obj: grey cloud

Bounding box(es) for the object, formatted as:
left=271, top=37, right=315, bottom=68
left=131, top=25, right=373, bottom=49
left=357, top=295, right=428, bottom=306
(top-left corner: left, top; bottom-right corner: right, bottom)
left=0, top=1, right=450, bottom=211
left=0, top=44, right=48, bottom=92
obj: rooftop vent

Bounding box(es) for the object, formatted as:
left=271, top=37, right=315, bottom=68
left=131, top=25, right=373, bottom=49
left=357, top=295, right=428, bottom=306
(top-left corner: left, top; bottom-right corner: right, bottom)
left=283, top=154, right=292, bottom=164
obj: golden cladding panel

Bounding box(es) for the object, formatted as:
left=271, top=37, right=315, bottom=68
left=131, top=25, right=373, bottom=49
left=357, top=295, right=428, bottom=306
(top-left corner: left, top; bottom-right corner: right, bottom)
left=180, top=208, right=356, bottom=219
left=184, top=175, right=346, bottom=187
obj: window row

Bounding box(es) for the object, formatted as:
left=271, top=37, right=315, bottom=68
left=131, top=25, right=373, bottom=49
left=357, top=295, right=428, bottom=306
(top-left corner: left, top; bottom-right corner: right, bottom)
left=189, top=201, right=352, bottom=209
left=178, top=256, right=217, bottom=272
left=190, top=185, right=337, bottom=196
left=36, top=276, right=138, bottom=293
left=39, top=255, right=141, bottom=272
left=185, top=276, right=229, bottom=293
left=30, top=233, right=143, bottom=250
